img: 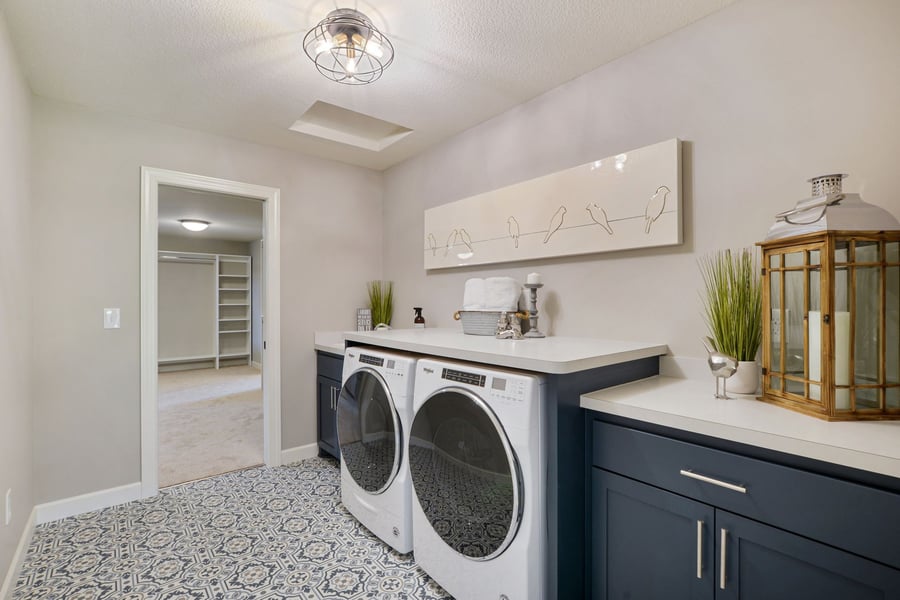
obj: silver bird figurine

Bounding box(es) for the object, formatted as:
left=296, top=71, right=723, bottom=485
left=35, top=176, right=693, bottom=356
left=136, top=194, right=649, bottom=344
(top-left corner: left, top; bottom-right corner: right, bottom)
left=701, top=337, right=737, bottom=399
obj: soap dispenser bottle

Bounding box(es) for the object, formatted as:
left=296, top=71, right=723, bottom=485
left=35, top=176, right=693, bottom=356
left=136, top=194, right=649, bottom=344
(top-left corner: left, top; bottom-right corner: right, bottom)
left=413, top=307, right=426, bottom=328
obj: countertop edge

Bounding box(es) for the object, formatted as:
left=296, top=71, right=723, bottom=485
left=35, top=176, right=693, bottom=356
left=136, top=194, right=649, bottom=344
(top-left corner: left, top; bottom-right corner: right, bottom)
left=581, top=379, right=900, bottom=480
left=342, top=331, right=668, bottom=374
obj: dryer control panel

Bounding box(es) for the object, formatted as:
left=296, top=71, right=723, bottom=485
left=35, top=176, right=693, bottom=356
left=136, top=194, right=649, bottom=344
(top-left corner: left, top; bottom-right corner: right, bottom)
left=440, top=367, right=528, bottom=403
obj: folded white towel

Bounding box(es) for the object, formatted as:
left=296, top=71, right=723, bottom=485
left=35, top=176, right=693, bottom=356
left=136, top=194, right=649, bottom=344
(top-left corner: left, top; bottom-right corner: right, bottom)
left=463, top=278, right=486, bottom=310
left=484, top=277, right=521, bottom=311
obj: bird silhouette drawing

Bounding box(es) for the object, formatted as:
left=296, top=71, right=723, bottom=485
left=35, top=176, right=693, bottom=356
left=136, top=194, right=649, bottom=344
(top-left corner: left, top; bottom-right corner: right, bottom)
left=458, top=228, right=474, bottom=254
left=443, top=229, right=458, bottom=257
left=426, top=233, right=438, bottom=256
left=644, top=185, right=670, bottom=234
left=586, top=202, right=613, bottom=235
left=507, top=216, right=520, bottom=248
left=543, top=206, right=567, bottom=244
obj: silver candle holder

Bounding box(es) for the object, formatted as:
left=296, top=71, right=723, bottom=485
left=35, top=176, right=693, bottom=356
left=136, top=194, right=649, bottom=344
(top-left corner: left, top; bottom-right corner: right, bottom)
left=523, top=283, right=545, bottom=338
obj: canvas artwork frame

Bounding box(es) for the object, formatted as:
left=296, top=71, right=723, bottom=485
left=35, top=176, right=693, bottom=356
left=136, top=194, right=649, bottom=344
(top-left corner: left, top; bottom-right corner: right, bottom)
left=423, top=138, right=682, bottom=270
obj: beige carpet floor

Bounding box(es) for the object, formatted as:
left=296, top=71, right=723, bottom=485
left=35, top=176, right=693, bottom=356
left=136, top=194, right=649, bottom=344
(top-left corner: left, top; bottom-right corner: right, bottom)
left=158, top=365, right=263, bottom=488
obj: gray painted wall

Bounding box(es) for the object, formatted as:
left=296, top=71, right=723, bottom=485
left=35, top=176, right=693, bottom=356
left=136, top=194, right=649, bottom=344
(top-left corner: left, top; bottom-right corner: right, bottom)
left=158, top=235, right=250, bottom=256
left=30, top=98, right=383, bottom=504
left=158, top=259, right=216, bottom=362
left=382, top=0, right=900, bottom=358
left=0, top=9, right=32, bottom=586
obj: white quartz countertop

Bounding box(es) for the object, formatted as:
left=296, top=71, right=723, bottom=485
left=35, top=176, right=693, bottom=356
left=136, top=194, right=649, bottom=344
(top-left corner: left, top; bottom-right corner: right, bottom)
left=342, top=328, right=668, bottom=374
left=313, top=331, right=345, bottom=354
left=581, top=376, right=900, bottom=480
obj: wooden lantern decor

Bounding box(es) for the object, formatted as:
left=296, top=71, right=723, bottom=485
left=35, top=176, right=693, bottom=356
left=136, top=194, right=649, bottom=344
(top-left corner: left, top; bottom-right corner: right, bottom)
left=759, top=174, right=900, bottom=420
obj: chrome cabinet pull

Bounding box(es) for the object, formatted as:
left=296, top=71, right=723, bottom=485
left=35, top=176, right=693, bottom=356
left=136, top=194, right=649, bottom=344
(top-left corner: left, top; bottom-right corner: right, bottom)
left=679, top=469, right=747, bottom=494
left=696, top=520, right=703, bottom=579
left=719, top=528, right=728, bottom=590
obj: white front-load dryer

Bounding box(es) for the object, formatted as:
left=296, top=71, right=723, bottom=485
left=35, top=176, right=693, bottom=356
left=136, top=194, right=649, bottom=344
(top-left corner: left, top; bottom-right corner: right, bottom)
left=409, top=358, right=547, bottom=600
left=337, top=346, right=416, bottom=554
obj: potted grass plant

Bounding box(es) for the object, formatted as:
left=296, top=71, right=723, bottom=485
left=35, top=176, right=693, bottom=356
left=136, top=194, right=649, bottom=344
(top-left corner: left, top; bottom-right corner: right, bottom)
left=699, top=248, right=763, bottom=394
left=367, top=280, right=394, bottom=329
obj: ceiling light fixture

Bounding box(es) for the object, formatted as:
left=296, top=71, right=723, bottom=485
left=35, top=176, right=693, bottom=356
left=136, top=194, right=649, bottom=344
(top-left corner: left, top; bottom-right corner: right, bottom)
left=179, top=219, right=210, bottom=232
left=303, top=8, right=394, bottom=85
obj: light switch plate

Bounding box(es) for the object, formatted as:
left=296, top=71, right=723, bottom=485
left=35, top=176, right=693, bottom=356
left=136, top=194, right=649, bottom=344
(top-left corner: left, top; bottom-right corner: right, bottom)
left=104, top=308, right=121, bottom=329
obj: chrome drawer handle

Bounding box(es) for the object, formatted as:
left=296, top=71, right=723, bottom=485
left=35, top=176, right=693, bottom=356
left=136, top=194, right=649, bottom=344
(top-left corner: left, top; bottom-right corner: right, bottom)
left=679, top=469, right=747, bottom=494
left=720, top=528, right=728, bottom=590
left=696, top=520, right=703, bottom=579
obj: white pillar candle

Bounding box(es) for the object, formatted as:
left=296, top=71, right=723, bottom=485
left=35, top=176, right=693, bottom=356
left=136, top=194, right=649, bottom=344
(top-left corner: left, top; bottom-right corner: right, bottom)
left=808, top=311, right=822, bottom=401
left=807, top=310, right=850, bottom=408
left=526, top=272, right=541, bottom=285
left=834, top=311, right=851, bottom=410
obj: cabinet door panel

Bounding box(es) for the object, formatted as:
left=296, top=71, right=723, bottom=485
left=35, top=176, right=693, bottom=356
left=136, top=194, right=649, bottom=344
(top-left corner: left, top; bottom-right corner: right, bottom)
left=316, top=375, right=340, bottom=459
left=593, top=469, right=715, bottom=600
left=717, top=511, right=900, bottom=600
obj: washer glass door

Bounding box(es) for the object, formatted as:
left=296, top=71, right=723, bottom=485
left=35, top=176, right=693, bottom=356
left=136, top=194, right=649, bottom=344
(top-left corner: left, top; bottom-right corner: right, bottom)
left=337, top=368, right=401, bottom=494
left=409, top=388, right=522, bottom=560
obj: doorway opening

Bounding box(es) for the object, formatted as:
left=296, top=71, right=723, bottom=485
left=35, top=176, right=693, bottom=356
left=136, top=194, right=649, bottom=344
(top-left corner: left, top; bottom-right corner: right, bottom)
left=156, top=186, right=264, bottom=487
left=140, top=168, right=282, bottom=498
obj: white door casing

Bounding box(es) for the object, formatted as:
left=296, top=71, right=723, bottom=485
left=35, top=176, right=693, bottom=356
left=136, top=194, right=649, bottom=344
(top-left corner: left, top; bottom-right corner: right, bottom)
left=140, top=167, right=282, bottom=498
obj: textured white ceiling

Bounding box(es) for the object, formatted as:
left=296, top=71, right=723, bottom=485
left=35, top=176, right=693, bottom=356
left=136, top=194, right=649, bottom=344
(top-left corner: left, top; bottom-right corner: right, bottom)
left=159, top=186, right=263, bottom=242
left=4, top=0, right=734, bottom=170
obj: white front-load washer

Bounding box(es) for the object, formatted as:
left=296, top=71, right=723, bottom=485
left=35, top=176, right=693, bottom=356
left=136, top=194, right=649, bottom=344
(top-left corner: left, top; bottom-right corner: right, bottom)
left=409, top=358, right=547, bottom=600
left=337, top=346, right=417, bottom=554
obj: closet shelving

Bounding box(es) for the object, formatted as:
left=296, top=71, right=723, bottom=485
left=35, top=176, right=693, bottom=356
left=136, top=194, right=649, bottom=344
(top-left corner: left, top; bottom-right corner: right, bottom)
left=157, top=251, right=252, bottom=369
left=216, top=255, right=252, bottom=368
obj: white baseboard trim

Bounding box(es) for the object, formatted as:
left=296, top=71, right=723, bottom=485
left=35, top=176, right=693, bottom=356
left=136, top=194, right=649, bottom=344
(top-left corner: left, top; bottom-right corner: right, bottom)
left=35, top=482, right=142, bottom=525
left=1, top=507, right=36, bottom=600
left=251, top=360, right=262, bottom=370
left=281, top=443, right=319, bottom=465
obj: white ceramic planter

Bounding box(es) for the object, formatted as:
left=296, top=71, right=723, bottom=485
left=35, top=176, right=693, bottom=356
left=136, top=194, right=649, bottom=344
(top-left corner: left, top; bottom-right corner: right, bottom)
left=730, top=361, right=760, bottom=395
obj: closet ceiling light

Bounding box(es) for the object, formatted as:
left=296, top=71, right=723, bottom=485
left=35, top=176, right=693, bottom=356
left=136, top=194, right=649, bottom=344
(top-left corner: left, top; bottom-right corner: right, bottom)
left=179, top=219, right=210, bottom=232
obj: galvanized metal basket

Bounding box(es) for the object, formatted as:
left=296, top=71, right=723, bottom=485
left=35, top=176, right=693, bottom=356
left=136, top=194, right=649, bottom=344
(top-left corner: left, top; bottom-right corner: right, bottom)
left=454, top=310, right=528, bottom=336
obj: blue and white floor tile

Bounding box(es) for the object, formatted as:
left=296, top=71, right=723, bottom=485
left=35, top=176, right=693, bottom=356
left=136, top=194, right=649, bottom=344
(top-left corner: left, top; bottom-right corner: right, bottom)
left=14, top=457, right=452, bottom=599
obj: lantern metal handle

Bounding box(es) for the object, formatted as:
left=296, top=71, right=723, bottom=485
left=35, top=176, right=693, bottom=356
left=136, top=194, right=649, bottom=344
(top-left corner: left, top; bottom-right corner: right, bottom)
left=774, top=193, right=843, bottom=225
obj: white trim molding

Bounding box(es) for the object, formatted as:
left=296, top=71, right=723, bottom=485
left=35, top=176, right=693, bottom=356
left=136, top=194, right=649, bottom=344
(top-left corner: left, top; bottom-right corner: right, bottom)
left=281, top=443, right=319, bottom=466
left=1, top=508, right=36, bottom=600
left=140, top=167, right=282, bottom=499
left=35, top=483, right=142, bottom=525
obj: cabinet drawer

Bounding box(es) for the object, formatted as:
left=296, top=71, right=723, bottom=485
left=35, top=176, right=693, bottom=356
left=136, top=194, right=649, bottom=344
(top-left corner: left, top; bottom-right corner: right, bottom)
left=316, top=351, right=344, bottom=381
left=592, top=420, right=900, bottom=570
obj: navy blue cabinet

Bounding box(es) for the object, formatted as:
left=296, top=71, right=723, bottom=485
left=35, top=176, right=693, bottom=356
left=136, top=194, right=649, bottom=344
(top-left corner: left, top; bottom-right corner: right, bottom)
left=316, top=351, right=343, bottom=460
left=593, top=470, right=715, bottom=599
left=590, top=419, right=900, bottom=600
left=717, top=511, right=900, bottom=600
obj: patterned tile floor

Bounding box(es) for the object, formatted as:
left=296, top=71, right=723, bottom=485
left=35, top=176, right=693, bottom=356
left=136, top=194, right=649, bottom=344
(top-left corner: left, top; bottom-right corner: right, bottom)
left=14, top=457, right=452, bottom=599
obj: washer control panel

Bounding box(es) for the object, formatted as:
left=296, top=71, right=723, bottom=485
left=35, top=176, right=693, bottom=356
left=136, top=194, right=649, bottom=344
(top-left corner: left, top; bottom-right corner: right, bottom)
left=488, top=376, right=528, bottom=403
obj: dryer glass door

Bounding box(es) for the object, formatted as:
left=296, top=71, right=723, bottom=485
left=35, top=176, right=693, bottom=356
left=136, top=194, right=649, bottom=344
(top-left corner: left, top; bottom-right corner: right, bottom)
left=337, top=368, right=401, bottom=494
left=409, top=388, right=522, bottom=560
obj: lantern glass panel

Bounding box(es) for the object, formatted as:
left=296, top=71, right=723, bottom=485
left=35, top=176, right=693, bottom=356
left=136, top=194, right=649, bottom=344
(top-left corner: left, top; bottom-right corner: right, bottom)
left=784, top=270, right=805, bottom=382
left=856, top=240, right=879, bottom=263
left=769, top=374, right=782, bottom=392
left=887, top=241, right=899, bottom=263
left=854, top=266, right=881, bottom=410
left=888, top=388, right=900, bottom=410
left=887, top=265, right=899, bottom=409
left=809, top=249, right=820, bottom=266
left=835, top=241, right=850, bottom=264
left=785, top=251, right=804, bottom=268
left=786, top=378, right=805, bottom=395
left=770, top=269, right=782, bottom=375
left=770, top=254, right=781, bottom=269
